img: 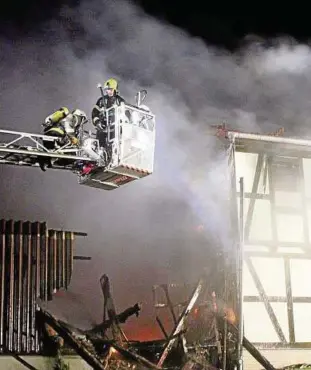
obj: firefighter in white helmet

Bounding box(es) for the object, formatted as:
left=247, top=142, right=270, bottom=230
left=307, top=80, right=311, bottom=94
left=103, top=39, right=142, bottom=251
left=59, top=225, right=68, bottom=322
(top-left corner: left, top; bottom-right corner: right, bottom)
left=39, top=107, right=87, bottom=171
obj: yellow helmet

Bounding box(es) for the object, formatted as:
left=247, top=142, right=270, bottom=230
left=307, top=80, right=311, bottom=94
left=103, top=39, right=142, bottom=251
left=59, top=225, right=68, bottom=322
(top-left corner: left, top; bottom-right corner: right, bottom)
left=104, top=78, right=118, bottom=92
left=60, top=107, right=70, bottom=115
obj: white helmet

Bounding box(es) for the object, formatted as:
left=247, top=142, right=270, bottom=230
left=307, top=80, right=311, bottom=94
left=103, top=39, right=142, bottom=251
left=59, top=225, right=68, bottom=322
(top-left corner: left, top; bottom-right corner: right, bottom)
left=72, top=109, right=87, bottom=118
left=139, top=104, right=150, bottom=112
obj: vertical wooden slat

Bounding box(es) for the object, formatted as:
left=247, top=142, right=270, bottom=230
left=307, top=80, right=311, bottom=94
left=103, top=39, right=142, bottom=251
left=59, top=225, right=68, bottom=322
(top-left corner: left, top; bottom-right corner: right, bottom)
left=53, top=231, right=57, bottom=294
left=53, top=231, right=57, bottom=291
left=47, top=230, right=55, bottom=300
left=21, top=222, right=26, bottom=352
left=23, top=221, right=32, bottom=353
left=6, top=220, right=14, bottom=351
left=70, top=233, right=74, bottom=287
left=37, top=224, right=43, bottom=300
left=65, top=232, right=69, bottom=289
left=61, top=231, right=66, bottom=289
left=14, top=221, right=23, bottom=353
left=12, top=222, right=17, bottom=352
left=30, top=222, right=39, bottom=352
left=57, top=232, right=62, bottom=290
left=65, top=232, right=74, bottom=289
left=40, top=223, right=48, bottom=302
left=37, top=223, right=47, bottom=352
left=0, top=220, right=5, bottom=353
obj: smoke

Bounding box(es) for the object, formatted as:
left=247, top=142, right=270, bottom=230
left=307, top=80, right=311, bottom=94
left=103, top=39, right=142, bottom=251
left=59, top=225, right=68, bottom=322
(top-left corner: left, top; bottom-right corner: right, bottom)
left=1, top=0, right=311, bottom=337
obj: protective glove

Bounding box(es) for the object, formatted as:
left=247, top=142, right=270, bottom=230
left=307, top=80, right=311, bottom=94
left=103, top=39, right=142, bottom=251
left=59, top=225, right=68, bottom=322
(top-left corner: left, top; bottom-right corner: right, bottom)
left=95, top=122, right=102, bottom=130
left=71, top=137, right=79, bottom=145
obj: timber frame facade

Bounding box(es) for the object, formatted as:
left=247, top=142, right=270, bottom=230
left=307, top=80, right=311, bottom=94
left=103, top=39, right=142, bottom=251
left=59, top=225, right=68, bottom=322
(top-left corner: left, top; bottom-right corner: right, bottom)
left=229, top=132, right=311, bottom=349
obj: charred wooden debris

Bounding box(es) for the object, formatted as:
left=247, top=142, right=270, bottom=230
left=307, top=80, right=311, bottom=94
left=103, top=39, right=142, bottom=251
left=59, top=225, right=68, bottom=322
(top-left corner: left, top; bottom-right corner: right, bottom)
left=0, top=217, right=277, bottom=370
left=36, top=274, right=277, bottom=370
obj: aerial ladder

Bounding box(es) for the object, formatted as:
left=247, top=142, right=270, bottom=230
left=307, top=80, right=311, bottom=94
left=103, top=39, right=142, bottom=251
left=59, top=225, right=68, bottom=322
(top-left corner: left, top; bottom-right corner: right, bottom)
left=0, top=88, right=156, bottom=191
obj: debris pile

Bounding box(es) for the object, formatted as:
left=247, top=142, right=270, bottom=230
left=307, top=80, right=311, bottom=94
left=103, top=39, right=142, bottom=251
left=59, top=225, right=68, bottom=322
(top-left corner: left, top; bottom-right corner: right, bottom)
left=36, top=273, right=282, bottom=370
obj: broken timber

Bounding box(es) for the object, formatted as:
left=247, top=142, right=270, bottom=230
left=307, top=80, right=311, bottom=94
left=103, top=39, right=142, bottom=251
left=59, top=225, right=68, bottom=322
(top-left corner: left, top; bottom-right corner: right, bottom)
left=38, top=308, right=163, bottom=370
left=87, top=303, right=141, bottom=334
left=37, top=309, right=107, bottom=370
left=100, top=274, right=128, bottom=344
left=157, top=277, right=205, bottom=367
left=110, top=342, right=163, bottom=370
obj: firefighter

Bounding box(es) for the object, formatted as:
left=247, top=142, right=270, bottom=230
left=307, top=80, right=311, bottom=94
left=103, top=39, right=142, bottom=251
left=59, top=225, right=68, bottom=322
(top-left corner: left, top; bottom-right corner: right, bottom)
left=39, top=107, right=87, bottom=171
left=91, top=78, right=126, bottom=162
left=91, top=78, right=125, bottom=129
left=43, top=107, right=86, bottom=146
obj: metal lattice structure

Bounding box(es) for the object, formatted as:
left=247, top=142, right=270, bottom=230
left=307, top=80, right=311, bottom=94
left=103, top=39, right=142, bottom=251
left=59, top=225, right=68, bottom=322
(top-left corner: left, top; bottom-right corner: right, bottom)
left=0, top=219, right=87, bottom=354
left=0, top=129, right=90, bottom=169
left=229, top=132, right=311, bottom=349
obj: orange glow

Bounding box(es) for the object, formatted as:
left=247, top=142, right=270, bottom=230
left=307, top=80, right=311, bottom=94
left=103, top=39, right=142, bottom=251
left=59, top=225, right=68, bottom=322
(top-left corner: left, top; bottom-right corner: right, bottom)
left=124, top=314, right=174, bottom=342
left=110, top=347, right=118, bottom=355
left=225, top=307, right=236, bottom=324
left=125, top=321, right=165, bottom=341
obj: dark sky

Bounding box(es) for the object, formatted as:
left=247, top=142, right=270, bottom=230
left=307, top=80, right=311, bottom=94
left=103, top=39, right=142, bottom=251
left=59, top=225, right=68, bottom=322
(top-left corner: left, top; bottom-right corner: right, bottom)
left=133, top=3, right=311, bottom=49
left=2, top=0, right=311, bottom=45
left=2, top=0, right=311, bottom=340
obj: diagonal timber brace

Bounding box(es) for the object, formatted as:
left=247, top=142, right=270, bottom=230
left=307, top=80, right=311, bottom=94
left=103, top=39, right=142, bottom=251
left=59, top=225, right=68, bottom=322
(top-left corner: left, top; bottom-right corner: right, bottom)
left=157, top=277, right=205, bottom=367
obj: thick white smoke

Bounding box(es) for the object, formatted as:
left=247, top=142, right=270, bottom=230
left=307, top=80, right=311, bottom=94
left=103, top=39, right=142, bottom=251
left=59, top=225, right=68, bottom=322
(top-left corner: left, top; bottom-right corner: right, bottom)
left=1, top=0, right=311, bottom=335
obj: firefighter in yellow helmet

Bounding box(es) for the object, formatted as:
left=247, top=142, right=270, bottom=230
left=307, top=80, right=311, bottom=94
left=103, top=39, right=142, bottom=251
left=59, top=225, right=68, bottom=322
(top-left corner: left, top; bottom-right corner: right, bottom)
left=39, top=107, right=87, bottom=171
left=91, top=78, right=125, bottom=161
left=91, top=78, right=125, bottom=129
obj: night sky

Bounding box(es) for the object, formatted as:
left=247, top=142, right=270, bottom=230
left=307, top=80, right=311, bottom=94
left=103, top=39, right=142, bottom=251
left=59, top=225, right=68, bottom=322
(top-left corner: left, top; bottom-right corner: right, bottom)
left=1, top=0, right=311, bottom=340
left=2, top=1, right=311, bottom=46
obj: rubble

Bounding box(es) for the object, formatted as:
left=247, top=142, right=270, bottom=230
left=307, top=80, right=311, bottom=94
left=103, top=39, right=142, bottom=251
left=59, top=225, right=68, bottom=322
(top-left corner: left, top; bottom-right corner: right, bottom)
left=35, top=273, right=283, bottom=370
